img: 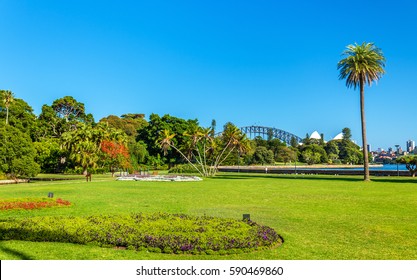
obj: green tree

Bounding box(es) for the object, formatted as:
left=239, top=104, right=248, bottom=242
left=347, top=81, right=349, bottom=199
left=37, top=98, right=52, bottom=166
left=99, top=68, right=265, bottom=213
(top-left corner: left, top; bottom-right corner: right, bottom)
left=99, top=114, right=148, bottom=171
left=60, top=123, right=112, bottom=174
left=211, top=119, right=216, bottom=137
left=300, top=144, right=328, bottom=165
left=290, top=136, right=298, bottom=148
left=267, top=128, right=274, bottom=141
left=396, top=155, right=417, bottom=177
left=267, top=138, right=285, bottom=156
left=137, top=113, right=199, bottom=165
left=338, top=42, right=386, bottom=181
left=35, top=104, right=63, bottom=139
left=52, top=96, right=92, bottom=123
left=342, top=127, right=352, bottom=141
left=33, top=139, right=62, bottom=173
left=301, top=149, right=320, bottom=165
left=0, top=124, right=40, bottom=177
left=275, top=146, right=297, bottom=165
left=128, top=140, right=149, bottom=168
left=99, top=114, right=147, bottom=138
left=0, top=96, right=36, bottom=136
left=216, top=122, right=251, bottom=168
left=253, top=136, right=268, bottom=147
left=325, top=141, right=340, bottom=163
left=252, top=146, right=274, bottom=165
left=35, top=97, right=94, bottom=140
left=157, top=128, right=203, bottom=175
left=157, top=123, right=251, bottom=177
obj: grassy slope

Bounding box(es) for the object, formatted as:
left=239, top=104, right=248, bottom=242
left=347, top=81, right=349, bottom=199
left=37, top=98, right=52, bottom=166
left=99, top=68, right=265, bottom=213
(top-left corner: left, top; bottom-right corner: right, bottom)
left=0, top=173, right=416, bottom=260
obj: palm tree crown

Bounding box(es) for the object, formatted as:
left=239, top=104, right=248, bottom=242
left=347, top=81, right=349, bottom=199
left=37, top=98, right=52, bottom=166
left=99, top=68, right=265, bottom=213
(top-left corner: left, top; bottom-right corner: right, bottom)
left=338, top=42, right=385, bottom=89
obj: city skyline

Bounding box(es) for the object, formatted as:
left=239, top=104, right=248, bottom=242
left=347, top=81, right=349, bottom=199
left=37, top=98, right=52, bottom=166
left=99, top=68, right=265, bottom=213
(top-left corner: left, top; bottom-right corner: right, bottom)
left=1, top=0, right=416, bottom=149
left=302, top=129, right=414, bottom=153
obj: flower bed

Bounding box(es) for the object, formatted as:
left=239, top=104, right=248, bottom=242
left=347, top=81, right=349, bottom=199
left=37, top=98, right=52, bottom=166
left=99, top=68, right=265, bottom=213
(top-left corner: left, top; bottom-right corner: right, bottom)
left=116, top=175, right=202, bottom=182
left=0, top=213, right=282, bottom=254
left=0, top=198, right=71, bottom=211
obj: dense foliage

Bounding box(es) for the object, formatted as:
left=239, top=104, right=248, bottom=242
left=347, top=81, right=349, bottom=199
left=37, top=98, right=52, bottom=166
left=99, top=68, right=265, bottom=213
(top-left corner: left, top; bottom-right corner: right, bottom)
left=0, top=124, right=40, bottom=177
left=0, top=213, right=282, bottom=254
left=396, top=155, right=417, bottom=177
left=0, top=91, right=371, bottom=178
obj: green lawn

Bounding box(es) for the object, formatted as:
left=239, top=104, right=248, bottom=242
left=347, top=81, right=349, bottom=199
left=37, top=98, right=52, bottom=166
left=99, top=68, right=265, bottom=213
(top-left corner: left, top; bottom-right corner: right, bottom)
left=1, top=173, right=416, bottom=260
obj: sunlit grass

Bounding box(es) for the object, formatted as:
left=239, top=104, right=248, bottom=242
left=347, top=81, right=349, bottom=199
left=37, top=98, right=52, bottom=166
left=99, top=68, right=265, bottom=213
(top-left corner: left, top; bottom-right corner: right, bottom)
left=1, top=173, right=416, bottom=259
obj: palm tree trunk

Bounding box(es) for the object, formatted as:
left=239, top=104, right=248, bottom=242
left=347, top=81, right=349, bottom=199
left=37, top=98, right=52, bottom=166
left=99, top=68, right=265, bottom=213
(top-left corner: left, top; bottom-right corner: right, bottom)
left=6, top=107, right=9, bottom=125
left=360, top=78, right=370, bottom=181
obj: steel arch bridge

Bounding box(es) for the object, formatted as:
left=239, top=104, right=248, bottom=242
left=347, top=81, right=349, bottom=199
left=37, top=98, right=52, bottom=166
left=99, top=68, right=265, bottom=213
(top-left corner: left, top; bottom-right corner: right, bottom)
left=240, top=126, right=302, bottom=145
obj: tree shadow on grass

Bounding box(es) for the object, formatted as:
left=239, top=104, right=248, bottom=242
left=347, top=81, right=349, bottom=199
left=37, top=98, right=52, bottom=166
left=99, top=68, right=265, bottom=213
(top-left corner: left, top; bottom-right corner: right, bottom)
left=270, top=175, right=363, bottom=183
left=211, top=174, right=255, bottom=180
left=0, top=242, right=33, bottom=260
left=213, top=173, right=417, bottom=183
left=371, top=177, right=417, bottom=184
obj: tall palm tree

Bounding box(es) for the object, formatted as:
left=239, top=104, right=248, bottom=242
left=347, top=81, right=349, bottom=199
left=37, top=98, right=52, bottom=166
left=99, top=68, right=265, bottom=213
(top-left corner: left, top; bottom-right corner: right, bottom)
left=2, top=90, right=14, bottom=125
left=338, top=42, right=386, bottom=181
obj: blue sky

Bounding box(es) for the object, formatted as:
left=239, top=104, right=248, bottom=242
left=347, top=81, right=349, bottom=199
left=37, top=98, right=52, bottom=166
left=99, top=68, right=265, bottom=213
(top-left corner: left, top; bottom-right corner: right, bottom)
left=1, top=0, right=416, bottom=150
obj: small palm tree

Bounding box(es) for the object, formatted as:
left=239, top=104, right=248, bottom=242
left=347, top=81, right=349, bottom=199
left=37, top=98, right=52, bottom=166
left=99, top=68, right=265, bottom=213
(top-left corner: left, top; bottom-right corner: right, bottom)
left=2, top=90, right=14, bottom=125
left=157, top=129, right=204, bottom=176
left=338, top=42, right=386, bottom=181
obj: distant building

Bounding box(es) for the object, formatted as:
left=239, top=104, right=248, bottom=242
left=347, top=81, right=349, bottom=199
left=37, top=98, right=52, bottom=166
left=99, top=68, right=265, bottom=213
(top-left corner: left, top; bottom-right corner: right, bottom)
left=395, top=145, right=401, bottom=155
left=333, top=132, right=344, bottom=140
left=367, top=144, right=371, bottom=153
left=406, top=140, right=415, bottom=153
left=310, top=131, right=321, bottom=140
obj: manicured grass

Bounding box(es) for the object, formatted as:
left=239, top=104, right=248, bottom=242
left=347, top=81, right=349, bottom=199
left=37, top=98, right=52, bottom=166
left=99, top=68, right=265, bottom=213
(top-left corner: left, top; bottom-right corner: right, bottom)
left=1, top=173, right=416, bottom=260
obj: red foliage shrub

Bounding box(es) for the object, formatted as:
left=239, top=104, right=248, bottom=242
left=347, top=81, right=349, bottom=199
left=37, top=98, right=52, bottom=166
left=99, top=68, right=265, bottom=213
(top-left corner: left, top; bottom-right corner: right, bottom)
left=101, top=140, right=131, bottom=169
left=0, top=198, right=71, bottom=211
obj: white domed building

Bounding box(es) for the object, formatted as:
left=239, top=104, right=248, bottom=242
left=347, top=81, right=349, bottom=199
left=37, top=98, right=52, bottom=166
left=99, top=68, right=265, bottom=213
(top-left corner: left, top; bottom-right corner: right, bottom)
left=309, top=131, right=322, bottom=140
left=332, top=132, right=344, bottom=140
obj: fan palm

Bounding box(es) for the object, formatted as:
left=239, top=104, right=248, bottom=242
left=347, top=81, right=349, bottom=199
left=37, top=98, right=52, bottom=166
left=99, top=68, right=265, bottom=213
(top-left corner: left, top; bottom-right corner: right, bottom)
left=338, top=42, right=386, bottom=181
left=157, top=129, right=204, bottom=176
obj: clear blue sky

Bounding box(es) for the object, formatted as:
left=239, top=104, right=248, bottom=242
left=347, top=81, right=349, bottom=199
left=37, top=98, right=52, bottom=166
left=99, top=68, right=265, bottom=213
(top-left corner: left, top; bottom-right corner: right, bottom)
left=1, top=0, right=416, bottom=150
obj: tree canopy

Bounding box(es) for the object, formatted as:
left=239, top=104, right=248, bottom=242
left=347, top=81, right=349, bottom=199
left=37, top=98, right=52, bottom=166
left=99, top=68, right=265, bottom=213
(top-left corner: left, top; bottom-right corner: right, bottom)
left=0, top=90, right=385, bottom=178
left=396, top=155, right=417, bottom=177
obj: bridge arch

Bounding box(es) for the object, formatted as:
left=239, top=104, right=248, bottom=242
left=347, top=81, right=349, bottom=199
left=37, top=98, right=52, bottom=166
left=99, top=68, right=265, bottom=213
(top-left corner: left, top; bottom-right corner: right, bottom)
left=240, top=126, right=302, bottom=145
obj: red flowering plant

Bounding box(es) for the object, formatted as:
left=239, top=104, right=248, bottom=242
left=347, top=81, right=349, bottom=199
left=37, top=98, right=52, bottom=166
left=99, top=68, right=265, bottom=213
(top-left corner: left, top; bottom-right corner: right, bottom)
left=100, top=140, right=131, bottom=176
left=0, top=198, right=71, bottom=211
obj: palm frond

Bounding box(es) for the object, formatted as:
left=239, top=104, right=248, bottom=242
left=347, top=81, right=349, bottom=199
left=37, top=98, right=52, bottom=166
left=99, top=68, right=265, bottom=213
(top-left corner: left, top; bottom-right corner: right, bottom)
left=337, top=42, right=386, bottom=90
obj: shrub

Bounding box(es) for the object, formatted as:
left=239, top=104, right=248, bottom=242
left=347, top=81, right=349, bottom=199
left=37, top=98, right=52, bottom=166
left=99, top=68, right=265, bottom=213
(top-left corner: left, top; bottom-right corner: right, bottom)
left=0, top=213, right=282, bottom=254
left=168, top=164, right=202, bottom=174
left=64, top=167, right=107, bottom=175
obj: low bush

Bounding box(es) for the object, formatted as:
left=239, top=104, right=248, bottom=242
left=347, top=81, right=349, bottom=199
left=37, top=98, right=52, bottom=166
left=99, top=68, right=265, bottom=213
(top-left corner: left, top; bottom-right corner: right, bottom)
left=64, top=167, right=107, bottom=175
left=0, top=213, right=282, bottom=254
left=0, top=198, right=71, bottom=211
left=168, top=164, right=201, bottom=174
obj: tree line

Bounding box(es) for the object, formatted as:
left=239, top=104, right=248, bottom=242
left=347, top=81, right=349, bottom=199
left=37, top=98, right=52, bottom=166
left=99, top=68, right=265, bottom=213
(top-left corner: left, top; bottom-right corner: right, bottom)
left=1, top=91, right=368, bottom=178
